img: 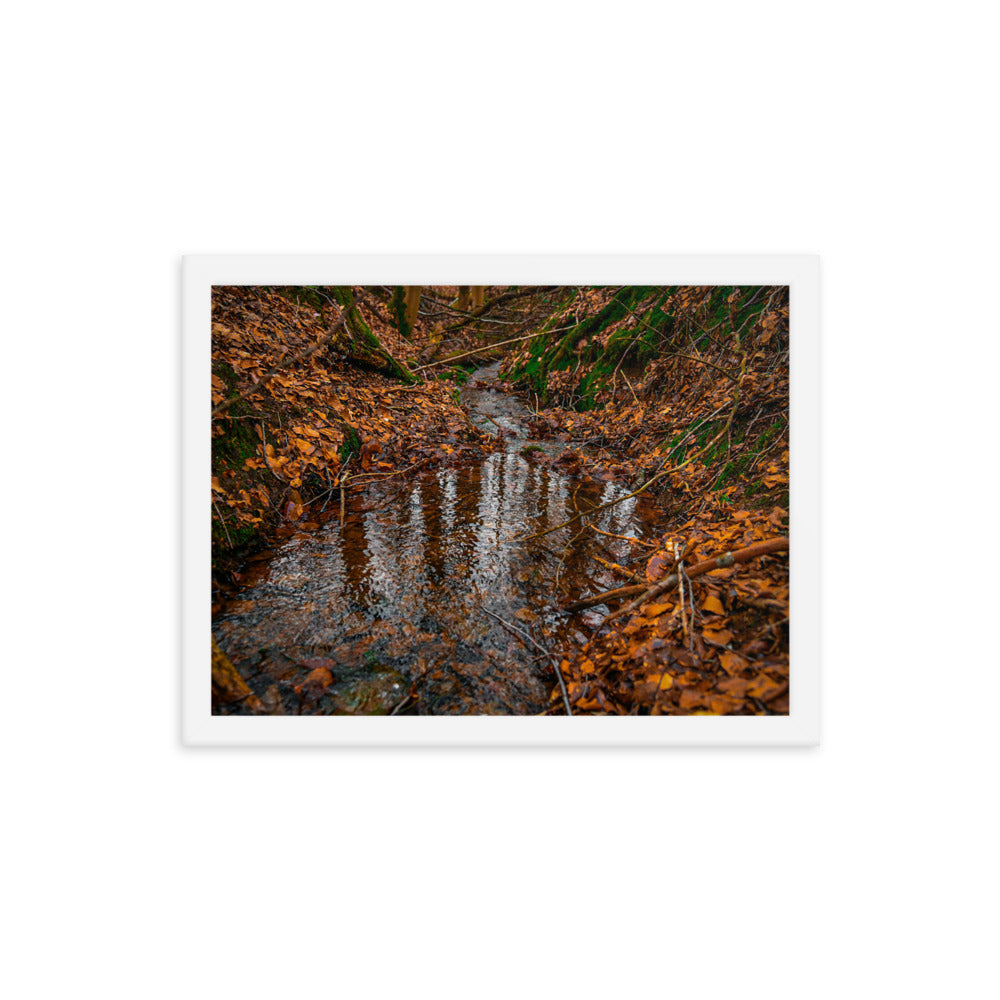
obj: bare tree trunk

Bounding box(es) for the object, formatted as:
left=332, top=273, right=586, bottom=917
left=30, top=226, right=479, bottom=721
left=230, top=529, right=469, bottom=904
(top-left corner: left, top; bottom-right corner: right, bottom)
left=471, top=285, right=485, bottom=310
left=404, top=286, right=422, bottom=327
left=454, top=286, right=471, bottom=311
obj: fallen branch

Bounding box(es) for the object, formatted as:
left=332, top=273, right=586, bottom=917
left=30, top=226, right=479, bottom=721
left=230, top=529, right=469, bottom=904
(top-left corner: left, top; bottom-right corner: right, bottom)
left=562, top=537, right=789, bottom=616
left=411, top=327, right=570, bottom=372
left=562, top=581, right=649, bottom=612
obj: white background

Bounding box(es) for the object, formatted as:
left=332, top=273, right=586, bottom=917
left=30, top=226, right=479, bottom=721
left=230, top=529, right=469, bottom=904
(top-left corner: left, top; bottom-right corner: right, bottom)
left=3, top=3, right=997, bottom=999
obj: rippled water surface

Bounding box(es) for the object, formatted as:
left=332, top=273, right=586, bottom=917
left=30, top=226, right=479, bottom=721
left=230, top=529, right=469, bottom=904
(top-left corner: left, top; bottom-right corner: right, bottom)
left=214, top=364, right=664, bottom=714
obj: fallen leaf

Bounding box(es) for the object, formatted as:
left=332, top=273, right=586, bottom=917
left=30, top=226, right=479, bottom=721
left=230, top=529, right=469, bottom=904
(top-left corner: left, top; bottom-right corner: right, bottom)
left=646, top=552, right=671, bottom=582
left=718, top=651, right=750, bottom=676
left=702, top=628, right=733, bottom=647
left=701, top=594, right=725, bottom=614
left=643, top=602, right=673, bottom=616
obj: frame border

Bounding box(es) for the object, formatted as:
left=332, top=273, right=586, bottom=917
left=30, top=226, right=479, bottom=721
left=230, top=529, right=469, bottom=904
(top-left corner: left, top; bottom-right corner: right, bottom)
left=183, top=255, right=819, bottom=746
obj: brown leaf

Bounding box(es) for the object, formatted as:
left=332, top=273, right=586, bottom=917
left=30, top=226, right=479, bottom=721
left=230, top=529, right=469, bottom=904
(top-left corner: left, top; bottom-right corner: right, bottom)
left=360, top=440, right=382, bottom=472
left=747, top=674, right=789, bottom=702
left=646, top=552, right=671, bottom=582
left=715, top=676, right=750, bottom=697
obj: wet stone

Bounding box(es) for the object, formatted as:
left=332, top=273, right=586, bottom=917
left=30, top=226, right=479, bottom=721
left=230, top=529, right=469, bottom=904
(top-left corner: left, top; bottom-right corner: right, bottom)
left=323, top=664, right=407, bottom=715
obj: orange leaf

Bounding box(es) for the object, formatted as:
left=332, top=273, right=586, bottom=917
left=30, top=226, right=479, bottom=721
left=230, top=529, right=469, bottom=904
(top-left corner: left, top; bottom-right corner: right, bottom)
left=702, top=628, right=733, bottom=647
left=643, top=602, right=672, bottom=616
left=718, top=651, right=750, bottom=676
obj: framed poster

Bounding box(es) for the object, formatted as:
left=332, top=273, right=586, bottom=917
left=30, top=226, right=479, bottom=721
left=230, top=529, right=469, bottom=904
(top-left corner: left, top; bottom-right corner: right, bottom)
left=183, top=255, right=819, bottom=745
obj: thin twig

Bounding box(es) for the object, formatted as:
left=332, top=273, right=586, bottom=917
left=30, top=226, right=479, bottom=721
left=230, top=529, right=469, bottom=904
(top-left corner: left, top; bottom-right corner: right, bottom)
left=676, top=542, right=689, bottom=648
left=590, top=526, right=657, bottom=548
left=343, top=456, right=430, bottom=487
left=213, top=501, right=233, bottom=548
left=411, top=327, right=566, bottom=372
left=479, top=605, right=572, bottom=716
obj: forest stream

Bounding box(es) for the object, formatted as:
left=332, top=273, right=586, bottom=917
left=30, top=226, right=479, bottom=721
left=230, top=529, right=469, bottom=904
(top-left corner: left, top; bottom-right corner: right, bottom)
left=213, top=362, right=665, bottom=715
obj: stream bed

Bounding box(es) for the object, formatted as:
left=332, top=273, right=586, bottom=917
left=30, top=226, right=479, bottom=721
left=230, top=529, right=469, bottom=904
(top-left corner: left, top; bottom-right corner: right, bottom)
left=213, top=362, right=665, bottom=714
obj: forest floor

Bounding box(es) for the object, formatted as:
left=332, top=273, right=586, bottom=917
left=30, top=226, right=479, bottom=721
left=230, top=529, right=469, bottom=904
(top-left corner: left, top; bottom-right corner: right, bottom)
left=212, top=285, right=790, bottom=716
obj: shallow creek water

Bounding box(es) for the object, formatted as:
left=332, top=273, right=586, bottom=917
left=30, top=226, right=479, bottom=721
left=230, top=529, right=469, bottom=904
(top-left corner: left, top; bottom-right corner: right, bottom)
left=214, top=362, right=664, bottom=714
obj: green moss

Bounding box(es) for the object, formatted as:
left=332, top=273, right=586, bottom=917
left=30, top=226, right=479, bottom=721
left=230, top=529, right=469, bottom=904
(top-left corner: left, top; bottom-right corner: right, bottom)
left=339, top=424, right=362, bottom=462
left=212, top=363, right=262, bottom=470
left=390, top=286, right=412, bottom=340
left=328, top=286, right=417, bottom=384
left=212, top=520, right=258, bottom=550
left=272, top=285, right=324, bottom=312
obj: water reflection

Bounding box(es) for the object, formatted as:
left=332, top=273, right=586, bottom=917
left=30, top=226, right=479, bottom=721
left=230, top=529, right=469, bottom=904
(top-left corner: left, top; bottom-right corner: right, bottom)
left=214, top=366, right=663, bottom=714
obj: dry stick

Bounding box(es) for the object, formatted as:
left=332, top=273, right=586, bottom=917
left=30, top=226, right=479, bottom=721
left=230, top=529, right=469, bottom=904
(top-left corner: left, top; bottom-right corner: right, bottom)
left=479, top=605, right=573, bottom=716
left=212, top=308, right=351, bottom=419
left=213, top=501, right=233, bottom=548
left=676, top=542, right=689, bottom=648
left=411, top=327, right=566, bottom=372
left=479, top=412, right=504, bottom=431
left=590, top=525, right=657, bottom=548
left=320, top=461, right=334, bottom=514
left=683, top=567, right=695, bottom=653
left=389, top=692, right=414, bottom=716
left=621, top=371, right=641, bottom=407
left=312, top=452, right=353, bottom=509
left=335, top=454, right=353, bottom=527
left=343, top=456, right=431, bottom=488
left=591, top=553, right=641, bottom=581
left=563, top=537, right=789, bottom=615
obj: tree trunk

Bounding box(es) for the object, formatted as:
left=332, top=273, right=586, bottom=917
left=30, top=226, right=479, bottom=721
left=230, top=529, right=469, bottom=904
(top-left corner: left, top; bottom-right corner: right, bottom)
left=329, top=287, right=418, bottom=384
left=390, top=286, right=413, bottom=340
left=471, top=286, right=485, bottom=310
left=454, top=286, right=471, bottom=311
left=404, top=286, right=422, bottom=328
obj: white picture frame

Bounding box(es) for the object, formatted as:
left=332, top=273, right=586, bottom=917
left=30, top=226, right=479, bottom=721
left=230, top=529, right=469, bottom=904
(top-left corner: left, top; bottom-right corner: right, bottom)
left=184, top=254, right=820, bottom=746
